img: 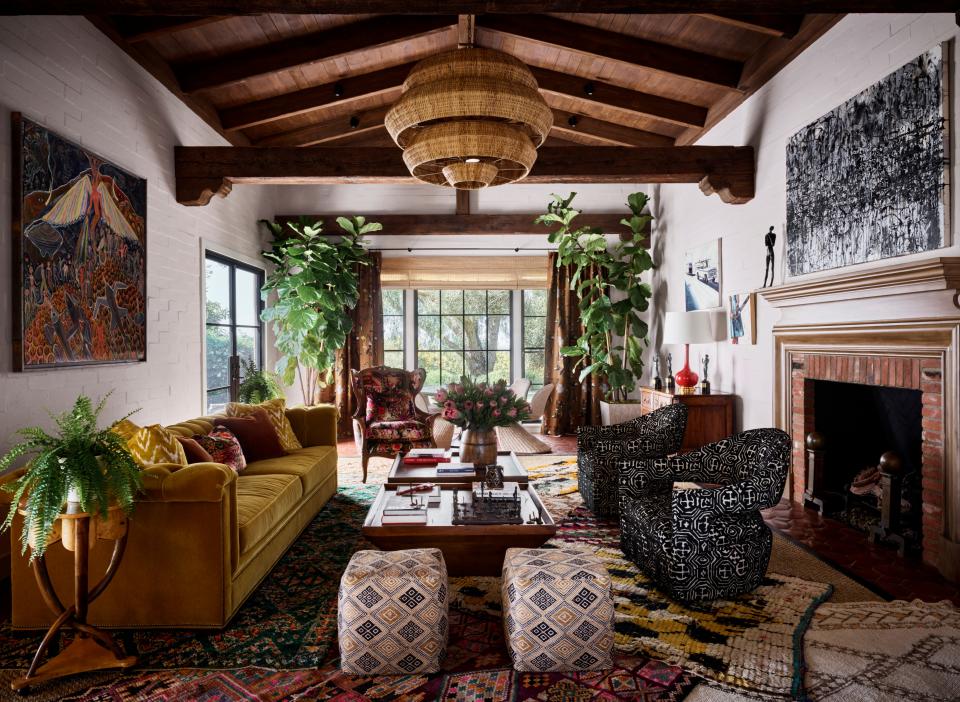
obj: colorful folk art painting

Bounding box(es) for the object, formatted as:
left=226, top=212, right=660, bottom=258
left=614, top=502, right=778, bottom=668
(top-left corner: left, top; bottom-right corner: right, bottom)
left=13, top=114, right=146, bottom=370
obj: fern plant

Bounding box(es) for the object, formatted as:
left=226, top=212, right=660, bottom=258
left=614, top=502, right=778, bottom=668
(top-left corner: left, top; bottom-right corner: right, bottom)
left=0, top=394, right=142, bottom=562
left=237, top=357, right=284, bottom=404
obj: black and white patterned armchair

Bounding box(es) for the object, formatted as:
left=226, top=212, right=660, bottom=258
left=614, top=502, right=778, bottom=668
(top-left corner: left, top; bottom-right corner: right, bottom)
left=618, top=428, right=791, bottom=602
left=577, top=404, right=688, bottom=518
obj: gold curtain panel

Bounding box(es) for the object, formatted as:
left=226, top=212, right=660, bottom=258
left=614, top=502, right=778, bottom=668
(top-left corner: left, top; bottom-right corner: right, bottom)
left=380, top=255, right=548, bottom=289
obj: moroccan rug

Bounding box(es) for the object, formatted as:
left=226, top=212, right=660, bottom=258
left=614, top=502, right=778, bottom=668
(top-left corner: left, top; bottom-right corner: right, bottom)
left=0, top=457, right=883, bottom=701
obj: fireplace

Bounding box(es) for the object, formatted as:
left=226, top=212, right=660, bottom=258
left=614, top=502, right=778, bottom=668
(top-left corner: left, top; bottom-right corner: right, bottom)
left=763, top=257, right=960, bottom=582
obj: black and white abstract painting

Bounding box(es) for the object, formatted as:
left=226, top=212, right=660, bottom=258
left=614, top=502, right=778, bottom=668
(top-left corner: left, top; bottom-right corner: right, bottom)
left=786, top=44, right=949, bottom=276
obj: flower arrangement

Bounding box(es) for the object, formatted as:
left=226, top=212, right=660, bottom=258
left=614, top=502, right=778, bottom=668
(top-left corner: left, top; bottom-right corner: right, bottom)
left=436, top=377, right=532, bottom=430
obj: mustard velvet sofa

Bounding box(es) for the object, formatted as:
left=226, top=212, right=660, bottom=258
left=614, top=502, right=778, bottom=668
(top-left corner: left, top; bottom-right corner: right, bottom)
left=2, top=404, right=338, bottom=630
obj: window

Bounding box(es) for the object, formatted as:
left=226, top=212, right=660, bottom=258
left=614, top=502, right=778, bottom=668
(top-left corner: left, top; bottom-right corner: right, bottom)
left=381, top=289, right=405, bottom=368
left=205, top=253, right=264, bottom=413
left=522, top=289, right=547, bottom=395
left=416, top=289, right=511, bottom=390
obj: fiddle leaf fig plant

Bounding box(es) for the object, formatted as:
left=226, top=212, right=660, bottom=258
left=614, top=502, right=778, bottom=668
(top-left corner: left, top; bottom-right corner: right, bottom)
left=536, top=191, right=655, bottom=402
left=0, top=394, right=142, bottom=562
left=260, top=216, right=380, bottom=405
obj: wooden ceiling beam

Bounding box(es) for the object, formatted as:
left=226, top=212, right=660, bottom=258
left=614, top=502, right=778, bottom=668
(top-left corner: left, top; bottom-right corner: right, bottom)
left=551, top=110, right=675, bottom=147
left=529, top=66, right=707, bottom=128
left=175, top=15, right=456, bottom=93
left=175, top=145, right=754, bottom=205
left=476, top=14, right=743, bottom=90
left=112, top=15, right=232, bottom=43
left=254, top=105, right=392, bottom=147
left=220, top=62, right=414, bottom=131
left=697, top=13, right=804, bottom=38
left=87, top=16, right=250, bottom=146
left=273, top=213, right=635, bottom=238
left=17, top=2, right=960, bottom=13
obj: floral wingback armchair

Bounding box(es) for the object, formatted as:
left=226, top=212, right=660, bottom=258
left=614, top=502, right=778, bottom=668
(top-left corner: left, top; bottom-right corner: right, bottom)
left=351, top=366, right=438, bottom=482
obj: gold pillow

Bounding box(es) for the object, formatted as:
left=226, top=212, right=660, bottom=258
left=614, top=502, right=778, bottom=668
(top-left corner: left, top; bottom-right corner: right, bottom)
left=226, top=398, right=302, bottom=451
left=111, top=418, right=140, bottom=442
left=127, top=425, right=188, bottom=468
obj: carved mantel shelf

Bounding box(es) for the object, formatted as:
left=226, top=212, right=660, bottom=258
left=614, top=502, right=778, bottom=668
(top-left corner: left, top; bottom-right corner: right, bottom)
left=760, top=257, right=960, bottom=308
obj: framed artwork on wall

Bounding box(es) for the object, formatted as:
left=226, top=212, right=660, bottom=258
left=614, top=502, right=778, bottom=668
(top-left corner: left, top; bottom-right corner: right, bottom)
left=786, top=43, right=950, bottom=276
left=728, top=291, right=756, bottom=345
left=12, top=113, right=147, bottom=371
left=683, top=238, right=722, bottom=311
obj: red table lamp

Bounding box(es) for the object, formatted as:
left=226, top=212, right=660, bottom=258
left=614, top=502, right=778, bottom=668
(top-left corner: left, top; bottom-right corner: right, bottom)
left=662, top=310, right=727, bottom=390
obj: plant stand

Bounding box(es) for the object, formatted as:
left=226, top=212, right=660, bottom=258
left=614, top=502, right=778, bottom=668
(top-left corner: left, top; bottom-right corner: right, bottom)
left=11, top=505, right=137, bottom=694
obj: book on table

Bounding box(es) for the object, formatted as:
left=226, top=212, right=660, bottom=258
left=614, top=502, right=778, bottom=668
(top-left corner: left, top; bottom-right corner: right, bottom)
left=436, top=463, right=476, bottom=475
left=381, top=512, right=428, bottom=525
left=406, top=448, right=452, bottom=458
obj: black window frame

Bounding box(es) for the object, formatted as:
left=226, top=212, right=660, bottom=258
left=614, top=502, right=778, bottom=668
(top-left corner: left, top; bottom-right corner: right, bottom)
left=381, top=288, right=406, bottom=369
left=521, top=288, right=548, bottom=394
left=414, top=289, right=514, bottom=389
left=204, top=251, right=265, bottom=411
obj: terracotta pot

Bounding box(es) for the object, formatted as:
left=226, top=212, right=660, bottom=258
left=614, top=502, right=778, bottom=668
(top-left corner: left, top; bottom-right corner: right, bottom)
left=460, top=427, right=498, bottom=466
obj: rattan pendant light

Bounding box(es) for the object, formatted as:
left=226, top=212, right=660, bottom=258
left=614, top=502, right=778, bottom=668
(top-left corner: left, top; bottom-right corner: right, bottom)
left=385, top=48, right=552, bottom=189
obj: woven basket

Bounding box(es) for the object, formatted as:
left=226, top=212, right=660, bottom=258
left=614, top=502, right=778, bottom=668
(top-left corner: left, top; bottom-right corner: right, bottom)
left=403, top=121, right=536, bottom=188
left=402, top=48, right=540, bottom=91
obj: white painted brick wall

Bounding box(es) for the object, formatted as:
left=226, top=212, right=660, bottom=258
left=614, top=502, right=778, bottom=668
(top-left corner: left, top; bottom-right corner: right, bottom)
left=653, top=13, right=960, bottom=431
left=0, top=16, right=276, bottom=454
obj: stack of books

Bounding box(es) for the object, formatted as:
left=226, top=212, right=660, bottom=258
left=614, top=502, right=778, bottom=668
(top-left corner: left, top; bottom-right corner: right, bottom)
left=381, top=487, right=440, bottom=524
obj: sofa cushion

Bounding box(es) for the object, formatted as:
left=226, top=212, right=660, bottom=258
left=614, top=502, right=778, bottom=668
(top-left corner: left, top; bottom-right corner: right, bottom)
left=235, top=474, right=303, bottom=554
left=242, top=446, right=337, bottom=494
left=127, top=424, right=188, bottom=468
left=177, top=436, right=214, bottom=464
left=214, top=410, right=286, bottom=463
left=195, top=428, right=247, bottom=475
left=226, top=399, right=303, bottom=452
left=367, top=420, right=430, bottom=441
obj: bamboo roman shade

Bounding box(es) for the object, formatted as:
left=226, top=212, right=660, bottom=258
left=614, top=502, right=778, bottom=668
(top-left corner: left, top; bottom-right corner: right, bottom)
left=380, top=256, right=548, bottom=289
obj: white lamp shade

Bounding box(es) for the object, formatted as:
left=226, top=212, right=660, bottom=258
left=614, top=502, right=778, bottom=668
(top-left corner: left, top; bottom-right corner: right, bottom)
left=662, top=309, right=727, bottom=345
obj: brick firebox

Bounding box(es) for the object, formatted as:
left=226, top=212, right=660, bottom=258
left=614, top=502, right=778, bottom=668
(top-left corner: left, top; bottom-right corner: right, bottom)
left=789, top=352, right=944, bottom=566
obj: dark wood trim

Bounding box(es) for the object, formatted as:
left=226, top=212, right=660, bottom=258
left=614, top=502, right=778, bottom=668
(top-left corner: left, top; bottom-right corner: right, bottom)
left=112, top=15, right=231, bottom=43
left=275, top=213, right=640, bottom=239
left=676, top=13, right=842, bottom=145
left=455, top=190, right=470, bottom=216
left=16, top=2, right=960, bottom=13
left=530, top=66, right=707, bottom=129
left=254, top=104, right=393, bottom=147
left=220, top=62, right=413, bottom=131
left=476, top=14, right=744, bottom=89
left=175, top=15, right=456, bottom=93
left=697, top=13, right=804, bottom=38
left=551, top=109, right=675, bottom=147
left=87, top=16, right=249, bottom=146
left=174, top=145, right=755, bottom=205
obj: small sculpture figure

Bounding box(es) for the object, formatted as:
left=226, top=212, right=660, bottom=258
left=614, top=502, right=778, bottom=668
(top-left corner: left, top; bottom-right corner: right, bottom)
left=700, top=354, right=711, bottom=395
left=651, top=353, right=663, bottom=391
left=665, top=352, right=675, bottom=392
left=763, top=226, right=777, bottom=288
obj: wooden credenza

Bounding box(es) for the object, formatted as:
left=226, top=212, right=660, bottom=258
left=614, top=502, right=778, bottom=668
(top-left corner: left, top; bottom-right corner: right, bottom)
left=639, top=388, right=736, bottom=452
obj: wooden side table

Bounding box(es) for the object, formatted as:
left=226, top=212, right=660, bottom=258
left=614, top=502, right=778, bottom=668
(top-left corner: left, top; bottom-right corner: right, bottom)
left=12, top=504, right=136, bottom=694
left=639, top=387, right=736, bottom=452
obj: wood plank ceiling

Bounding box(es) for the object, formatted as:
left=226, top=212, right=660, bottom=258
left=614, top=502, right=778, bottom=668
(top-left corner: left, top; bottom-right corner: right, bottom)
left=89, top=11, right=842, bottom=153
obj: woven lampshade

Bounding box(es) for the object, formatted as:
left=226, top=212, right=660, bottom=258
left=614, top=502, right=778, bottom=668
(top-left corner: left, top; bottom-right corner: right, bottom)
left=385, top=48, right=551, bottom=189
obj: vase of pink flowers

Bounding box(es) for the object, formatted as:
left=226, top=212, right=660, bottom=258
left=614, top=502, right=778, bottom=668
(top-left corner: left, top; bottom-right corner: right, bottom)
left=436, top=377, right=532, bottom=466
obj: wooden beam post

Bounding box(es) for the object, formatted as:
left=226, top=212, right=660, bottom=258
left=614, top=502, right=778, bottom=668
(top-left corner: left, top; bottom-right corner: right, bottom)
left=174, top=145, right=755, bottom=206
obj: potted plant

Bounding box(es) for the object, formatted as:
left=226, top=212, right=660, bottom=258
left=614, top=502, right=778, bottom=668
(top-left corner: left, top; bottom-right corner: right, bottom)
left=0, top=395, right=142, bottom=561
left=260, top=215, right=381, bottom=405
left=237, top=357, right=284, bottom=404
left=437, top=377, right=531, bottom=466
left=537, top=191, right=655, bottom=425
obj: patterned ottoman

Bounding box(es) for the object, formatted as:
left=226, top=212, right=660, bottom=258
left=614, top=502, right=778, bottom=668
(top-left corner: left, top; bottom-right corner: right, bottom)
left=501, top=547, right=615, bottom=672
left=338, top=548, right=449, bottom=675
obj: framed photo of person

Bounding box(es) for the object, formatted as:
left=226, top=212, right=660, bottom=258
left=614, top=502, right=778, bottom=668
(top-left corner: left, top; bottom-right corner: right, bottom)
left=727, top=291, right=756, bottom=345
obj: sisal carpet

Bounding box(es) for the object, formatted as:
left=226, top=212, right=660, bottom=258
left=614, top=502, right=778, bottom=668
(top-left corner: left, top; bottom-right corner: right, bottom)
left=0, top=455, right=903, bottom=701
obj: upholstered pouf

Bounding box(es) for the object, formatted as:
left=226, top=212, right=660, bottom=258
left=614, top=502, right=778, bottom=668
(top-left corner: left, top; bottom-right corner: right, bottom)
left=502, top=547, right=614, bottom=672
left=338, top=548, right=449, bottom=675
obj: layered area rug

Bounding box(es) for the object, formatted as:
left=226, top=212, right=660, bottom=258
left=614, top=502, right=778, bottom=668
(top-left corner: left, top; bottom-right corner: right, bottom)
left=0, top=455, right=942, bottom=701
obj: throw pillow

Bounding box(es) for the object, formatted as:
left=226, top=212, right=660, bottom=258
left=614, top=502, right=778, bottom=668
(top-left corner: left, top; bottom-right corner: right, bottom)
left=195, top=428, right=247, bottom=474
left=176, top=435, right=214, bottom=464
left=214, top=409, right=286, bottom=463
left=226, top=398, right=302, bottom=452
left=111, top=418, right=141, bottom=442
left=127, top=425, right=188, bottom=468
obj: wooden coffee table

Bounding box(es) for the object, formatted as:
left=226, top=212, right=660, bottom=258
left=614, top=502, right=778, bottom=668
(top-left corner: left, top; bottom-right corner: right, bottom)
left=386, top=450, right=528, bottom=488
left=361, top=485, right=556, bottom=576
